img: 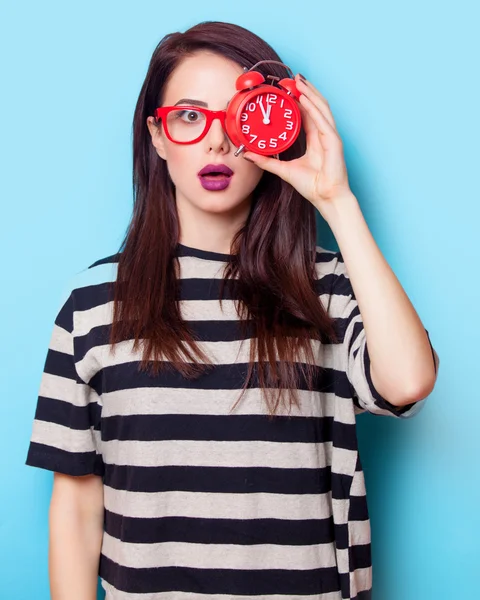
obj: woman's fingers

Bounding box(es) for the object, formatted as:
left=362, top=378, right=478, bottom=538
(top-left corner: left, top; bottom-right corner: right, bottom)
left=295, top=75, right=338, bottom=133
left=298, top=92, right=342, bottom=153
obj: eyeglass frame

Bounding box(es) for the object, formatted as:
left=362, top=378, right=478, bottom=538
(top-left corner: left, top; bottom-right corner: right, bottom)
left=153, top=105, right=228, bottom=145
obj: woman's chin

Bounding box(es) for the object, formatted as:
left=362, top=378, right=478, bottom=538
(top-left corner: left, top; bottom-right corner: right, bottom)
left=197, top=196, right=249, bottom=214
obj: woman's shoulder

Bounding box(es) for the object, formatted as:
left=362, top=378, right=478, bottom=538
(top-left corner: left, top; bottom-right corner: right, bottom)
left=56, top=252, right=120, bottom=315
left=72, top=252, right=120, bottom=291
left=314, top=244, right=343, bottom=274
left=315, top=244, right=337, bottom=261
left=314, top=244, right=351, bottom=300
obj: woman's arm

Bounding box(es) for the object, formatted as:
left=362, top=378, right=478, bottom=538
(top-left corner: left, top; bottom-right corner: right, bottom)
left=242, top=75, right=438, bottom=406
left=325, top=190, right=437, bottom=406
left=49, top=473, right=104, bottom=600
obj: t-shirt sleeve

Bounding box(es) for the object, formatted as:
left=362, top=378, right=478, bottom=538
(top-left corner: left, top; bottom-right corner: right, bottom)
left=25, top=287, right=104, bottom=477
left=330, top=251, right=440, bottom=419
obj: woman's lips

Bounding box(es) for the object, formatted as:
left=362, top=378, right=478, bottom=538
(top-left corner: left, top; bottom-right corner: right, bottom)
left=198, top=174, right=233, bottom=191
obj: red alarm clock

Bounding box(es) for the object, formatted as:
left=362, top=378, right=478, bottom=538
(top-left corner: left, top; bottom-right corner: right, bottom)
left=225, top=60, right=302, bottom=157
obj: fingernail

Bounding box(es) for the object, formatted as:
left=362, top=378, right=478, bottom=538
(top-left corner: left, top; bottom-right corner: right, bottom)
left=299, top=73, right=307, bottom=81
left=243, top=154, right=254, bottom=163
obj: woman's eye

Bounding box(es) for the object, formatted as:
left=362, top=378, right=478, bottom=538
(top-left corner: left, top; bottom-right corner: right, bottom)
left=178, top=110, right=202, bottom=123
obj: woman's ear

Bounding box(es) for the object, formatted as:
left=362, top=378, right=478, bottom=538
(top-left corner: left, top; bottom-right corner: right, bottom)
left=146, top=116, right=167, bottom=160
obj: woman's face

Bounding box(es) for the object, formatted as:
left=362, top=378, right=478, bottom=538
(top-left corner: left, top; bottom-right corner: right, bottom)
left=146, top=51, right=264, bottom=217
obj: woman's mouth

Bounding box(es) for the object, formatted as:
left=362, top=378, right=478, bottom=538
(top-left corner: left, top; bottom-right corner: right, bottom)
left=198, top=164, right=234, bottom=191
left=198, top=172, right=233, bottom=191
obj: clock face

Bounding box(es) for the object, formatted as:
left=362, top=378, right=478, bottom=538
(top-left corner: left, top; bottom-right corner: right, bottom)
left=238, top=90, right=300, bottom=154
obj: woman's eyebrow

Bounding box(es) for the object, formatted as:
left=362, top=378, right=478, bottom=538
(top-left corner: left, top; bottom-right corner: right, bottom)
left=173, top=98, right=231, bottom=108
left=174, top=98, right=208, bottom=107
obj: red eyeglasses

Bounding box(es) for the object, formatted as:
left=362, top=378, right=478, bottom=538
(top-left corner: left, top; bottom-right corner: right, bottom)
left=154, top=106, right=228, bottom=144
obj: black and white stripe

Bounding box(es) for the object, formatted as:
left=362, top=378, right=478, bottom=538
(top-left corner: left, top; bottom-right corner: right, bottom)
left=26, top=244, right=440, bottom=599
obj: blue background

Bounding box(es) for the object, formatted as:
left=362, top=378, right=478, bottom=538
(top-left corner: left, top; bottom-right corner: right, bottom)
left=1, top=1, right=478, bottom=599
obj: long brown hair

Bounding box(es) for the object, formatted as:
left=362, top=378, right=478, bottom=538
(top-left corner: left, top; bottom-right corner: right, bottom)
left=110, top=21, right=339, bottom=418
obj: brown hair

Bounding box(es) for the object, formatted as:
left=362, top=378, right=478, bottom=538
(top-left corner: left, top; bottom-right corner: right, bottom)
left=110, top=21, right=339, bottom=419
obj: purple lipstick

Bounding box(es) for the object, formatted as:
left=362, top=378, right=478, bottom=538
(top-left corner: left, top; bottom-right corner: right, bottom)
left=198, top=163, right=234, bottom=191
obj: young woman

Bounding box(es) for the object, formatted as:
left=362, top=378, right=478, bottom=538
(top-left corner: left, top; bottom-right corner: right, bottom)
left=26, top=20, right=440, bottom=600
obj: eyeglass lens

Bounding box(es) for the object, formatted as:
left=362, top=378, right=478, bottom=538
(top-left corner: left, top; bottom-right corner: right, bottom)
left=166, top=108, right=208, bottom=142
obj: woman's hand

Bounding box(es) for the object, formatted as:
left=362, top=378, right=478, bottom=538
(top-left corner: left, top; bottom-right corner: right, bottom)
left=242, top=74, right=353, bottom=217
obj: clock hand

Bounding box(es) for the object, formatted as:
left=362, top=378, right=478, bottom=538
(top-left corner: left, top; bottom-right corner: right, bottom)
left=266, top=103, right=272, bottom=123
left=258, top=97, right=267, bottom=120
left=259, top=97, right=270, bottom=125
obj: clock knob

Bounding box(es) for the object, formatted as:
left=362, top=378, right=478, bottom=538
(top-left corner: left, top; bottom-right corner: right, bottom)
left=236, top=71, right=265, bottom=91
left=278, top=78, right=301, bottom=100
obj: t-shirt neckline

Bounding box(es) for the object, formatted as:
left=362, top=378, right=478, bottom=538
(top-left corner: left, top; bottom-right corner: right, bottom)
left=176, top=242, right=233, bottom=262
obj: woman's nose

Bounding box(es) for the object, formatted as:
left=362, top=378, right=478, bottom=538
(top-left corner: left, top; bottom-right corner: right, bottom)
left=205, top=116, right=230, bottom=151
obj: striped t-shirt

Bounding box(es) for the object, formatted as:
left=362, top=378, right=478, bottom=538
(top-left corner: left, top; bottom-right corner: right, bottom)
left=25, top=243, right=440, bottom=600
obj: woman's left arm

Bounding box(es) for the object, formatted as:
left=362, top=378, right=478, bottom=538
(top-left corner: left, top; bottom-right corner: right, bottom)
left=242, top=74, right=437, bottom=406
left=324, top=190, right=437, bottom=406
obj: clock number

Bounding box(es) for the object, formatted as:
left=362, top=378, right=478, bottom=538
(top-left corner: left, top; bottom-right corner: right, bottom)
left=240, top=113, right=248, bottom=122
left=266, top=93, right=277, bottom=104
left=258, top=140, right=266, bottom=149
left=242, top=124, right=250, bottom=134
left=247, top=102, right=256, bottom=112
left=280, top=98, right=285, bottom=108
left=279, top=132, right=287, bottom=141
left=269, top=138, right=277, bottom=148
left=284, top=109, right=292, bottom=119
left=285, top=121, right=294, bottom=130
left=249, top=134, right=258, bottom=143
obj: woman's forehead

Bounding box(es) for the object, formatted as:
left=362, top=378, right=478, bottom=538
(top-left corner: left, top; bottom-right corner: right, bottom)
left=163, top=52, right=243, bottom=106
